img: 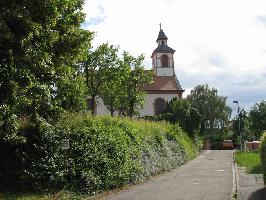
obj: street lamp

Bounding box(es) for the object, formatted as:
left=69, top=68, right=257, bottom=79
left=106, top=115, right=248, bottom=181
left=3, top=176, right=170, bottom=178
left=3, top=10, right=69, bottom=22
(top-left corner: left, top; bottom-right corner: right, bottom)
left=233, top=101, right=242, bottom=150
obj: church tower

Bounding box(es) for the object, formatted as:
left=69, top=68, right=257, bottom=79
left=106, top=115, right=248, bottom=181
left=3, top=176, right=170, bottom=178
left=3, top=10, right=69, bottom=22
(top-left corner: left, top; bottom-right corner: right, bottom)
left=151, top=24, right=176, bottom=76
left=141, top=25, right=184, bottom=116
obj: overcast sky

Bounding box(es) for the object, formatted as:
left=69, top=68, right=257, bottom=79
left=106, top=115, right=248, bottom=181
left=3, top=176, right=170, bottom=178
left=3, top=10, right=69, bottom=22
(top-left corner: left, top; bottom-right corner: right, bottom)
left=83, top=0, right=266, bottom=114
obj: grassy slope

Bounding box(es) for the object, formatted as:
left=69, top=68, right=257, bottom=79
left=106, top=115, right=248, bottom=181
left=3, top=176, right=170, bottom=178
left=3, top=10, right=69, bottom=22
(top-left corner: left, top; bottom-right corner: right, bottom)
left=235, top=151, right=263, bottom=174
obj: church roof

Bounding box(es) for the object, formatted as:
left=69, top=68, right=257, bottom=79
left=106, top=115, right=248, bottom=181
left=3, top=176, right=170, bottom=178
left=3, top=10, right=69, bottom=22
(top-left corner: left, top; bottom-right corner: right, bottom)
left=143, top=75, right=184, bottom=92
left=156, top=29, right=168, bottom=41
left=151, top=45, right=175, bottom=57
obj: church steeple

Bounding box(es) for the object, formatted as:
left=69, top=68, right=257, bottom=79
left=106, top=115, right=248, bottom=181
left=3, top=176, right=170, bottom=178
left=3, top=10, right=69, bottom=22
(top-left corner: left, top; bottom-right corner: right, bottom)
left=156, top=23, right=168, bottom=45
left=151, top=25, right=176, bottom=76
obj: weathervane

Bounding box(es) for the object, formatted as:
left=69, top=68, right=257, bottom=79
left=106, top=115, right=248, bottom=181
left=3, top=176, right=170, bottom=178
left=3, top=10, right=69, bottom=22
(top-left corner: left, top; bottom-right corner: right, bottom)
left=159, top=22, right=162, bottom=30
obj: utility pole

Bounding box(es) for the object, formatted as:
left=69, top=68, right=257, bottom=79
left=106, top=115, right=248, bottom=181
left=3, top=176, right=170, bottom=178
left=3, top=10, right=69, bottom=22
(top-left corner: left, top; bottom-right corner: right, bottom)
left=233, top=101, right=242, bottom=150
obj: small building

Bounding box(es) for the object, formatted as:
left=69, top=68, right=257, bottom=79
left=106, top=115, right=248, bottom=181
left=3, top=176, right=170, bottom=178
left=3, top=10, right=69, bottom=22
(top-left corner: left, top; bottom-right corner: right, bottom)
left=95, top=26, right=184, bottom=116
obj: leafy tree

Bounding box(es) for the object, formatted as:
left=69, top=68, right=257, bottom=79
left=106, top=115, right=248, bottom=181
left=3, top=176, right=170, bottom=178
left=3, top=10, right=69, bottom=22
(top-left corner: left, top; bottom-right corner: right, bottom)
left=100, top=63, right=127, bottom=117
left=0, top=0, right=93, bottom=142
left=83, top=43, right=119, bottom=116
left=249, top=100, right=266, bottom=139
left=232, top=109, right=254, bottom=146
left=118, top=52, right=153, bottom=118
left=56, top=73, right=87, bottom=112
left=187, top=84, right=232, bottom=135
left=164, top=98, right=202, bottom=137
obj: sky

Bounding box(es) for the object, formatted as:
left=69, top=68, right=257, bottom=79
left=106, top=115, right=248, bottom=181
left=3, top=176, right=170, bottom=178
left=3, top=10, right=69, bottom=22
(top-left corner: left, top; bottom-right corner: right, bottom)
left=83, top=0, right=266, bottom=115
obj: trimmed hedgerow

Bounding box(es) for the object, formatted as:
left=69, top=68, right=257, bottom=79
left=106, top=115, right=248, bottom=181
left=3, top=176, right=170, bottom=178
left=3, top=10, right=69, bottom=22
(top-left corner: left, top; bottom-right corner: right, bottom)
left=260, top=131, right=266, bottom=185
left=0, top=113, right=200, bottom=195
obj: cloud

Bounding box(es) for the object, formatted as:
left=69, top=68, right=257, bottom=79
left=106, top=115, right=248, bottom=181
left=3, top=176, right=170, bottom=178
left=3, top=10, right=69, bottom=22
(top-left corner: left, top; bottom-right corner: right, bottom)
left=83, top=0, right=106, bottom=28
left=82, top=16, right=106, bottom=28
left=256, top=15, right=266, bottom=26
left=83, top=0, right=266, bottom=114
left=208, top=53, right=226, bottom=68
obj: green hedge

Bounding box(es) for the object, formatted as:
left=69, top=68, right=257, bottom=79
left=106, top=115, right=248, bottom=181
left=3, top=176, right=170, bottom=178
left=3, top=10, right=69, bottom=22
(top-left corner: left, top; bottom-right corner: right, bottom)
left=0, top=113, right=200, bottom=194
left=260, top=131, right=266, bottom=185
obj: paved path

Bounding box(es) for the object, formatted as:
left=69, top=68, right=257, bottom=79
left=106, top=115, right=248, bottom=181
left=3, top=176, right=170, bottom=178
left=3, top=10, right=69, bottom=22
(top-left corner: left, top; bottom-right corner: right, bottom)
left=103, top=150, right=233, bottom=200
left=238, top=167, right=266, bottom=200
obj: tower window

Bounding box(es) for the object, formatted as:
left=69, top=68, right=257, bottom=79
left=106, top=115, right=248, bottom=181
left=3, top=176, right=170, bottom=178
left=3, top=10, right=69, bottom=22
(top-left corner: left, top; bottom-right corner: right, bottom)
left=161, top=55, right=168, bottom=67
left=161, top=41, right=165, bottom=45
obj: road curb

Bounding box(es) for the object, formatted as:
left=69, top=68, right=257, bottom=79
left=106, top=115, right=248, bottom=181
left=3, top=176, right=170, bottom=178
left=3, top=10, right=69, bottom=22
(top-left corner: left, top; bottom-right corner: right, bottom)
left=232, top=150, right=241, bottom=200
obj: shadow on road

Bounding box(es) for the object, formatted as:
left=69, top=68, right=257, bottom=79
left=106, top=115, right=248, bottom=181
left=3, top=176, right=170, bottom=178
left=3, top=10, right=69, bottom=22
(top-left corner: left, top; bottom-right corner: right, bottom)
left=248, top=188, right=266, bottom=200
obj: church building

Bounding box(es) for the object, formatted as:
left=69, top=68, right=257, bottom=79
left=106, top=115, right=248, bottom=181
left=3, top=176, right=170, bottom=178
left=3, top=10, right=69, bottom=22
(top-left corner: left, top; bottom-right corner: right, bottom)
left=140, top=26, right=184, bottom=116
left=96, top=26, right=184, bottom=116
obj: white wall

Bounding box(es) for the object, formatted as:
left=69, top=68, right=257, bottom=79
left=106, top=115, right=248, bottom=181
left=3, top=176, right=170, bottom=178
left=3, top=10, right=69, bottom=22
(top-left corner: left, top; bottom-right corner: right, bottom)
left=95, top=97, right=110, bottom=116
left=140, top=93, right=180, bottom=116
left=95, top=97, right=118, bottom=116
left=96, top=94, right=179, bottom=117
left=157, top=68, right=174, bottom=76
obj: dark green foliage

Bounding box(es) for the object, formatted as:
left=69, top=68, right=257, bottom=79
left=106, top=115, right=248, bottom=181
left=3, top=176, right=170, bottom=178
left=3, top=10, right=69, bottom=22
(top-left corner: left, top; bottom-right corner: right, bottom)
left=0, top=114, right=199, bottom=194
left=118, top=52, right=154, bottom=118
left=204, top=130, right=233, bottom=149
left=260, top=132, right=266, bottom=185
left=0, top=0, right=93, bottom=143
left=142, top=98, right=201, bottom=138
left=187, top=84, right=232, bottom=135
left=232, top=109, right=254, bottom=147
left=82, top=43, right=119, bottom=116
left=164, top=98, right=202, bottom=137
left=249, top=101, right=266, bottom=139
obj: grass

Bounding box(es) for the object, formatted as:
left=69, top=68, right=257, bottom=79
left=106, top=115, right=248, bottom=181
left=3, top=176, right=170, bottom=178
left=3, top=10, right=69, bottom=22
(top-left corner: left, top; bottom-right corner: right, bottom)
left=235, top=151, right=263, bottom=174
left=0, top=191, right=87, bottom=200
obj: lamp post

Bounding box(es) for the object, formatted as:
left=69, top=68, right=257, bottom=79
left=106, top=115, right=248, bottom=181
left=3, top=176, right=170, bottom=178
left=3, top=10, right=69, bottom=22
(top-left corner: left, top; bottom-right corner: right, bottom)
left=233, top=101, right=242, bottom=150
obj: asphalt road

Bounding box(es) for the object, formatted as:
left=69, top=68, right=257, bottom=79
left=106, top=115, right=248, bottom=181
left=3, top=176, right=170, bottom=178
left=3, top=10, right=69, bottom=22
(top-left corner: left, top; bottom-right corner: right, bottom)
left=102, top=150, right=233, bottom=200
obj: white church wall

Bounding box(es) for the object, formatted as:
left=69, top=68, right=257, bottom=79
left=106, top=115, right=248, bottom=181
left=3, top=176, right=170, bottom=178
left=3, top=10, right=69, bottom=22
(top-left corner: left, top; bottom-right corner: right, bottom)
left=95, top=98, right=110, bottom=116
left=157, top=68, right=174, bottom=76
left=95, top=97, right=118, bottom=116
left=140, top=93, right=180, bottom=116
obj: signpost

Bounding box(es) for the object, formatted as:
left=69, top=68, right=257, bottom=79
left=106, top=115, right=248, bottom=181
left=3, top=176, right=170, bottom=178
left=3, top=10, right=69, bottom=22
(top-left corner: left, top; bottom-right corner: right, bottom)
left=61, top=138, right=70, bottom=150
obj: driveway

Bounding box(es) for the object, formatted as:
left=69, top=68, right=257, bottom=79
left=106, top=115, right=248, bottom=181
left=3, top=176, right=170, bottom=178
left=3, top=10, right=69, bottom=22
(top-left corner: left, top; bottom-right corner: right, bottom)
left=102, top=150, right=233, bottom=200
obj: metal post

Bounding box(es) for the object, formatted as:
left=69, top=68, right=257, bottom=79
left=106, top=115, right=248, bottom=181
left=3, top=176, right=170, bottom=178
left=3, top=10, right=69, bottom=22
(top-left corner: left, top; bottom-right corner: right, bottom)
left=233, top=101, right=242, bottom=150
left=238, top=107, right=242, bottom=150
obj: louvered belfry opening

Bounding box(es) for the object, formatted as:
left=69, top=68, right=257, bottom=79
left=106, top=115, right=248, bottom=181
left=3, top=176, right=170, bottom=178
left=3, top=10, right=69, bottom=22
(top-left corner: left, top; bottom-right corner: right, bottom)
left=161, top=55, right=168, bottom=67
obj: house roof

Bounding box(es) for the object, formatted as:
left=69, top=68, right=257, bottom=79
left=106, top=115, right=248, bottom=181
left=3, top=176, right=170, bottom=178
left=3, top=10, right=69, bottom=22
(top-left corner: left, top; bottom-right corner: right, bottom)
left=143, top=75, right=184, bottom=92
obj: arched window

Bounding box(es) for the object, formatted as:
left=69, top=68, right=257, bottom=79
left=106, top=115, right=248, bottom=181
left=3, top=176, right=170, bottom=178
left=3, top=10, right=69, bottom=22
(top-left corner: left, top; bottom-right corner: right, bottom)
left=161, top=55, right=168, bottom=67
left=154, top=98, right=166, bottom=115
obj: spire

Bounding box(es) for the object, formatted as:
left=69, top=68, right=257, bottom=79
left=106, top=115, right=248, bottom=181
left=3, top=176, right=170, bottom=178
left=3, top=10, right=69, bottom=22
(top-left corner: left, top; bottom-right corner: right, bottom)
left=156, top=24, right=168, bottom=42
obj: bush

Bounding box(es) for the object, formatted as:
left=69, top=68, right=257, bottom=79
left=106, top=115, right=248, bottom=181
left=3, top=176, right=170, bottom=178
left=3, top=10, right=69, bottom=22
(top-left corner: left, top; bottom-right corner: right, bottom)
left=260, top=131, right=266, bottom=185
left=0, top=113, right=199, bottom=195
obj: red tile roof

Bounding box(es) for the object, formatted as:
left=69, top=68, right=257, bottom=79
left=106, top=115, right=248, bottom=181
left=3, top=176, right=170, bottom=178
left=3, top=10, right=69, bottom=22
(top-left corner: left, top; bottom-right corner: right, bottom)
left=143, top=75, right=183, bottom=91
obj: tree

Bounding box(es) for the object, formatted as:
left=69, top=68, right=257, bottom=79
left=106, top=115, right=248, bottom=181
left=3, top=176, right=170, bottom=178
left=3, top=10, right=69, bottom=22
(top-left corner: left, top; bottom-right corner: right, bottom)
left=232, top=109, right=254, bottom=146
left=187, top=84, right=231, bottom=135
left=55, top=72, right=87, bottom=112
left=118, top=52, right=153, bottom=118
left=164, top=98, right=202, bottom=137
left=0, top=0, right=93, bottom=142
left=83, top=43, right=119, bottom=116
left=249, top=100, right=266, bottom=139
left=100, top=63, right=127, bottom=117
